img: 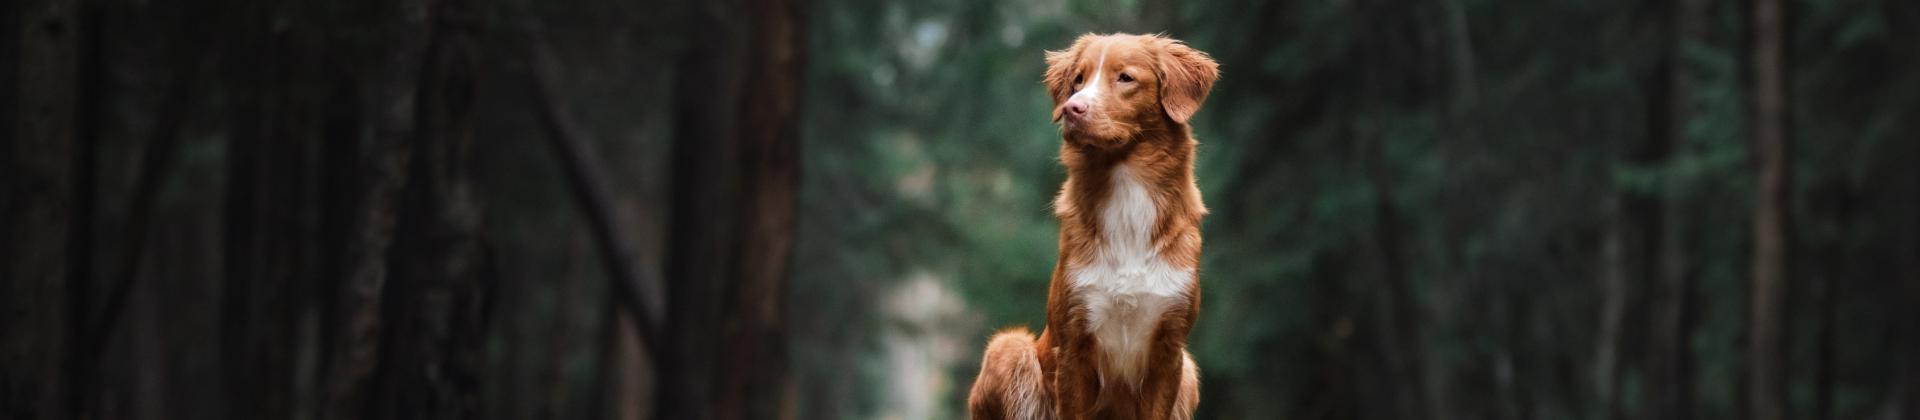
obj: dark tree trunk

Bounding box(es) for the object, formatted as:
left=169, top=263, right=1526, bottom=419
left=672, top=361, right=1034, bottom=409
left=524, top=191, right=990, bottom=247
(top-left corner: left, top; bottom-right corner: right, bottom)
left=79, top=10, right=209, bottom=412
left=1298, top=253, right=1357, bottom=420
left=315, top=51, right=364, bottom=420
left=661, top=1, right=744, bottom=417
left=1599, top=20, right=1666, bottom=410
left=1362, top=116, right=1430, bottom=420
left=1807, top=184, right=1849, bottom=420
left=60, top=2, right=106, bottom=417
left=1879, top=3, right=1920, bottom=418
left=3, top=0, right=78, bottom=418
left=1646, top=0, right=1705, bottom=418
left=364, top=1, right=489, bottom=417
left=1593, top=199, right=1629, bottom=420
left=1906, top=187, right=1920, bottom=420
left=0, top=0, right=15, bottom=161
left=1746, top=0, right=1790, bottom=418
left=1897, top=3, right=1920, bottom=405
left=714, top=0, right=804, bottom=417
left=591, top=292, right=625, bottom=420
left=322, top=0, right=434, bottom=418
left=60, top=3, right=104, bottom=415
left=219, top=12, right=316, bottom=416
left=662, top=0, right=805, bottom=418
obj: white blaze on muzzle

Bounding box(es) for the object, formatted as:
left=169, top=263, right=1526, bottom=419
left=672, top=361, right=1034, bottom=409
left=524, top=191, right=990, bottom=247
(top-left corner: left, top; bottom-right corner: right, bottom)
left=1067, top=43, right=1113, bottom=109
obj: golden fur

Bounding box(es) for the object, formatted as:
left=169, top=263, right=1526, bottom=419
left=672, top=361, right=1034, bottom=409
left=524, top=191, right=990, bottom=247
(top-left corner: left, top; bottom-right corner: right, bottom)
left=969, top=33, right=1219, bottom=420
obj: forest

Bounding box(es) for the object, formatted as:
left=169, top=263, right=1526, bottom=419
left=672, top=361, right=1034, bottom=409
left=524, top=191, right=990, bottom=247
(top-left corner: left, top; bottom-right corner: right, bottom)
left=2, top=0, right=1917, bottom=418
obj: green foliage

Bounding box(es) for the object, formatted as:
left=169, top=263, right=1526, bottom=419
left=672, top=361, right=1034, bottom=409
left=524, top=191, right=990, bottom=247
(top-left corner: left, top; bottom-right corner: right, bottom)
left=793, top=0, right=1920, bottom=418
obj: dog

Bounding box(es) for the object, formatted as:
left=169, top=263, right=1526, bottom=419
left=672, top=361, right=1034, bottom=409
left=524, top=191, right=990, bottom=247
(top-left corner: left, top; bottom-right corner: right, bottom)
left=968, top=33, right=1218, bottom=420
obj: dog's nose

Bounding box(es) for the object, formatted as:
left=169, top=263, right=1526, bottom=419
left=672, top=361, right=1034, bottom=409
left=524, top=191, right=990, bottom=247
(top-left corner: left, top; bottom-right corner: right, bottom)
left=1064, top=100, right=1090, bottom=118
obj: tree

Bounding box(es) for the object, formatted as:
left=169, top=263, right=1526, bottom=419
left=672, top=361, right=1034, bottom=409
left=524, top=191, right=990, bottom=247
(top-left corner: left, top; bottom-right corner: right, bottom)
left=1643, top=0, right=1707, bottom=418
left=1746, top=0, right=1790, bottom=418
left=323, top=0, right=437, bottom=417
left=662, top=0, right=806, bottom=417
left=363, top=0, right=491, bottom=416
left=3, top=0, right=78, bottom=417
left=660, top=0, right=739, bottom=415
left=218, top=5, right=309, bottom=414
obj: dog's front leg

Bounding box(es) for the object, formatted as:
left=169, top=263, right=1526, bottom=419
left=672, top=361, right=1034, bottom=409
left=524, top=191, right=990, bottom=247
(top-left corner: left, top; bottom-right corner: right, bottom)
left=1133, top=327, right=1192, bottom=419
left=1052, top=331, right=1101, bottom=419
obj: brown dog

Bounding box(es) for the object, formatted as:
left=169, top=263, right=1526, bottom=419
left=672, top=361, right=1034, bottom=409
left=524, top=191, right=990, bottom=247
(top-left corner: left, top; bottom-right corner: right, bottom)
left=968, top=33, right=1218, bottom=420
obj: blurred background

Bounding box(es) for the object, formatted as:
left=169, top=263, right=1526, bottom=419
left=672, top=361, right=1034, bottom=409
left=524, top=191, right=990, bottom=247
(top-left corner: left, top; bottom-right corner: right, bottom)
left=3, top=0, right=1918, bottom=419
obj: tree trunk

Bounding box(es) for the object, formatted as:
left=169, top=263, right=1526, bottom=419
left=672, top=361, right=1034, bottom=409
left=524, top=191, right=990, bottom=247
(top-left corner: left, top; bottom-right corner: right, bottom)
left=1301, top=253, right=1357, bottom=420
left=322, top=0, right=433, bottom=417
left=661, top=1, right=744, bottom=417
left=364, top=1, right=488, bottom=416
left=1362, top=117, right=1430, bottom=420
left=1906, top=82, right=1920, bottom=420
left=1906, top=183, right=1920, bottom=420
left=0, top=0, right=15, bottom=157
left=714, top=0, right=804, bottom=417
left=1746, top=0, right=1790, bottom=418
left=1593, top=201, right=1628, bottom=420
left=60, top=3, right=104, bottom=415
left=1647, top=0, right=1705, bottom=417
left=1808, top=185, right=1847, bottom=420
left=218, top=6, right=329, bottom=415
left=1439, top=0, right=1476, bottom=110
left=662, top=0, right=805, bottom=418
left=3, top=0, right=78, bottom=418
left=1879, top=1, right=1919, bottom=416
left=79, top=16, right=208, bottom=413
left=59, top=2, right=107, bottom=417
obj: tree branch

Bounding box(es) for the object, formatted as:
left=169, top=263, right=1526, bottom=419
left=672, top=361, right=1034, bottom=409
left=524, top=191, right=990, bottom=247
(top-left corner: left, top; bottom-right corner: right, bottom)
left=523, top=26, right=666, bottom=358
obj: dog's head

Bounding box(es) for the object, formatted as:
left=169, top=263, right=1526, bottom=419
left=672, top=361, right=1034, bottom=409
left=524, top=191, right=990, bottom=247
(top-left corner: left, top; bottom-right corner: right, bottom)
left=1045, top=33, right=1219, bottom=149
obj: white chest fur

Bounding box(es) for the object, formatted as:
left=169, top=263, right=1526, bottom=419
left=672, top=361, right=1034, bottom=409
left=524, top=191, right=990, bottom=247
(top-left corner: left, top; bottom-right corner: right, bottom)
left=1068, top=166, right=1195, bottom=389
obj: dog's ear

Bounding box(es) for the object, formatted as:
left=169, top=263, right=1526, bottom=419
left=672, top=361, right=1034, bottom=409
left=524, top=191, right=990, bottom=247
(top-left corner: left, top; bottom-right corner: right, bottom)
left=1044, top=36, right=1091, bottom=121
left=1155, top=39, right=1219, bottom=125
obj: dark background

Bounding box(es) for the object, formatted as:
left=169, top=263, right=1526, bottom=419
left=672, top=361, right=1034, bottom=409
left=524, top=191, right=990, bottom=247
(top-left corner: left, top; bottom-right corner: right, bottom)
left=3, top=0, right=1918, bottom=419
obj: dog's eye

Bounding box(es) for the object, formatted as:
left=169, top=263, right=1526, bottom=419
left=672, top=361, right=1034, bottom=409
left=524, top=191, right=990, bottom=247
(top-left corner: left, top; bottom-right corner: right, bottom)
left=1117, top=73, right=1135, bottom=83
left=1073, top=74, right=1083, bottom=85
